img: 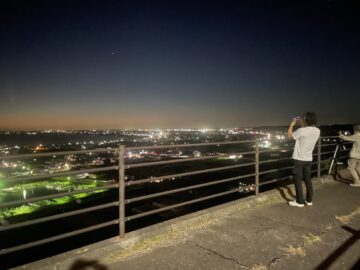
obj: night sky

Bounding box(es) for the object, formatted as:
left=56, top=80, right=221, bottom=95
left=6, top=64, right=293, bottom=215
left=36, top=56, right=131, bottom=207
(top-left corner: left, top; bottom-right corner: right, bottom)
left=1, top=0, right=360, bottom=130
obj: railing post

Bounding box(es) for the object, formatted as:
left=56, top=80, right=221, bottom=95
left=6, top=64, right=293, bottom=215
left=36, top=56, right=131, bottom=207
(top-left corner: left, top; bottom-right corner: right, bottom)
left=317, top=138, right=321, bottom=178
left=119, top=145, right=126, bottom=238
left=255, top=139, right=259, bottom=196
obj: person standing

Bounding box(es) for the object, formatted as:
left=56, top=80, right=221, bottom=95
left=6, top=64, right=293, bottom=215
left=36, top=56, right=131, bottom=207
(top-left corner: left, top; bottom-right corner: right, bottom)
left=287, top=112, right=320, bottom=207
left=339, top=125, right=360, bottom=187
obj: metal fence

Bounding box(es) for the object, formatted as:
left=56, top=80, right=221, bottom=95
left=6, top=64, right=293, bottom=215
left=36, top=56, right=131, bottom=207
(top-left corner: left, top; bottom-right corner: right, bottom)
left=0, top=136, right=352, bottom=256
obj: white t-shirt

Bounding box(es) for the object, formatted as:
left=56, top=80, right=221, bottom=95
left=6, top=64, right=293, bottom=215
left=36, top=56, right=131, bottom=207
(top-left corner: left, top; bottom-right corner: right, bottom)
left=339, top=133, right=360, bottom=159
left=292, top=126, right=320, bottom=161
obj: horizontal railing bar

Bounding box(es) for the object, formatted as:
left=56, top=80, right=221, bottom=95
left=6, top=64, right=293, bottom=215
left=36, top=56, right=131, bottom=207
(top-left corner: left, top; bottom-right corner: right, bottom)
left=126, top=189, right=241, bottom=221
left=0, top=202, right=118, bottom=231
left=321, top=143, right=338, bottom=147
left=0, top=137, right=348, bottom=161
left=260, top=169, right=328, bottom=187
left=5, top=166, right=119, bottom=183
left=259, top=176, right=292, bottom=186
left=0, top=184, right=118, bottom=208
left=125, top=151, right=256, bottom=169
left=320, top=151, right=336, bottom=155
left=259, top=157, right=292, bottom=164
left=0, top=148, right=118, bottom=160
left=322, top=137, right=353, bottom=142
left=259, top=149, right=290, bottom=154
left=126, top=156, right=221, bottom=169
left=258, top=140, right=352, bottom=155
left=259, top=166, right=294, bottom=175
left=313, top=151, right=344, bottom=156
left=321, top=142, right=352, bottom=146
left=126, top=140, right=256, bottom=151
left=126, top=162, right=256, bottom=186
left=126, top=173, right=256, bottom=204
left=320, top=149, right=349, bottom=157
left=322, top=136, right=353, bottom=140
left=0, top=219, right=118, bottom=255
left=311, top=168, right=329, bottom=173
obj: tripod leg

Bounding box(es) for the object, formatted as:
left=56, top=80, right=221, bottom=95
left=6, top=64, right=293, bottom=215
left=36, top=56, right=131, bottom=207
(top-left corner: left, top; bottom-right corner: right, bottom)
left=335, top=158, right=338, bottom=180
left=328, top=145, right=339, bottom=179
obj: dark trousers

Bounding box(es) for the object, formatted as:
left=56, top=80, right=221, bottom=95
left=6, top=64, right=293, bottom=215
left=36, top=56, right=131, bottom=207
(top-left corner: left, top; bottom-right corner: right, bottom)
left=293, top=159, right=313, bottom=204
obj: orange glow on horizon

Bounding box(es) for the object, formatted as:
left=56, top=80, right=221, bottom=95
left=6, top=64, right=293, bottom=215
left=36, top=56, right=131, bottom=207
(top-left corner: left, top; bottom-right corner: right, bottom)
left=0, top=112, right=212, bottom=131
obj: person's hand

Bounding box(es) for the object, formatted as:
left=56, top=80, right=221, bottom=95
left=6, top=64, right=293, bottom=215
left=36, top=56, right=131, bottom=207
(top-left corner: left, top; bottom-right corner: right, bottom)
left=291, top=119, right=297, bottom=126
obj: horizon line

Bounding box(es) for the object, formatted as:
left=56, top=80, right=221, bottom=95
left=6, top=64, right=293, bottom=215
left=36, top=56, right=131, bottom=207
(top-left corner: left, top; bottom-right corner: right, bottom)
left=0, top=123, right=354, bottom=133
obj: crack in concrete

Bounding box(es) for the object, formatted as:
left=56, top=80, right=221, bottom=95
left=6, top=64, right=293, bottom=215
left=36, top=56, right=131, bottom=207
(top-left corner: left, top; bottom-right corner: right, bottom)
left=267, top=254, right=288, bottom=269
left=266, top=223, right=338, bottom=269
left=188, top=240, right=249, bottom=269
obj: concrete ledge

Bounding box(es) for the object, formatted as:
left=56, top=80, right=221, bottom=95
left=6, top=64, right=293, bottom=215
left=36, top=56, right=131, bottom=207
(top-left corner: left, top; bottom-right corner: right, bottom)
left=14, top=177, right=334, bottom=270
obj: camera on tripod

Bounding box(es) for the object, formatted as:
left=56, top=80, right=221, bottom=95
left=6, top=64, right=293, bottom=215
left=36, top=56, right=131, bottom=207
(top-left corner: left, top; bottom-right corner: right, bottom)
left=337, top=131, right=350, bottom=150
left=338, top=130, right=350, bottom=136
left=326, top=131, right=349, bottom=180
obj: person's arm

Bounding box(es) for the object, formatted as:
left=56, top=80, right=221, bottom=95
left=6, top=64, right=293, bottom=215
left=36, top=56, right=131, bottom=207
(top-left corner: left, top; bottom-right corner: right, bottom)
left=287, top=119, right=298, bottom=139
left=339, top=133, right=357, bottom=142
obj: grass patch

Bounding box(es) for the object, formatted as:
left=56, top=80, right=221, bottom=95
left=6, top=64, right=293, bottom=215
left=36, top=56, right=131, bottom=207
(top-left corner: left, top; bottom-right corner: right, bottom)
left=303, top=233, right=322, bottom=245
left=0, top=177, right=109, bottom=220
left=250, top=263, right=267, bottom=270
left=103, top=216, right=220, bottom=264
left=103, top=228, right=185, bottom=264
left=282, top=245, right=306, bottom=257
left=335, top=207, right=360, bottom=224
left=0, top=189, right=107, bottom=220
left=2, top=179, right=100, bottom=193
left=0, top=204, right=41, bottom=220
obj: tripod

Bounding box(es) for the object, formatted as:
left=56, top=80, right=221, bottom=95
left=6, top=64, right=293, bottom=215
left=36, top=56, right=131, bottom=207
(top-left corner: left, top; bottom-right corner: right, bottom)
left=326, top=141, right=346, bottom=181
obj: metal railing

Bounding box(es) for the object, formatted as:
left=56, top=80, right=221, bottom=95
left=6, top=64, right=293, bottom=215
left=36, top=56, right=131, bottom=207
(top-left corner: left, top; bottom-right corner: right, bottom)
left=0, top=136, right=352, bottom=256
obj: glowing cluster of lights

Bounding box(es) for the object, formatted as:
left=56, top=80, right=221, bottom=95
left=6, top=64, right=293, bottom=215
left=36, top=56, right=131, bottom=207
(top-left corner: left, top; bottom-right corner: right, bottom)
left=260, top=140, right=271, bottom=148
left=33, top=144, right=46, bottom=151
left=149, top=176, right=176, bottom=183
left=228, top=154, right=243, bottom=159
left=1, top=160, right=23, bottom=169
left=239, top=182, right=256, bottom=193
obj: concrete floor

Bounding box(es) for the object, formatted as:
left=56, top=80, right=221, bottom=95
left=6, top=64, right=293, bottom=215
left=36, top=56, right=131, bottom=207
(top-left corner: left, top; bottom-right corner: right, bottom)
left=14, top=179, right=360, bottom=270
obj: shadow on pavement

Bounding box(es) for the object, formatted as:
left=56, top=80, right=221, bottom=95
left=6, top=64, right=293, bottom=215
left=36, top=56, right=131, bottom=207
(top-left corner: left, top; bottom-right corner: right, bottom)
left=277, top=186, right=296, bottom=202
left=350, top=257, right=360, bottom=270
left=68, top=259, right=108, bottom=270
left=314, top=226, right=359, bottom=270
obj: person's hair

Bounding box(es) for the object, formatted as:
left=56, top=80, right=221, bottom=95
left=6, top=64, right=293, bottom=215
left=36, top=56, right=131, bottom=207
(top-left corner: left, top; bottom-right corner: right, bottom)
left=354, top=125, right=360, bottom=132
left=303, top=112, right=317, bottom=126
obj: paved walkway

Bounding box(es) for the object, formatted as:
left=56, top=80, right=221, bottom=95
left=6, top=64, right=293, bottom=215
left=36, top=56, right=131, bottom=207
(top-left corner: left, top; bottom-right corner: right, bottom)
left=16, top=179, right=360, bottom=270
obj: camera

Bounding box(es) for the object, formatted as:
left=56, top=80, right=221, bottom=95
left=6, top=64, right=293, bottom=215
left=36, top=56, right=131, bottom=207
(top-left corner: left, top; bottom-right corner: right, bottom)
left=339, top=130, right=350, bottom=136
